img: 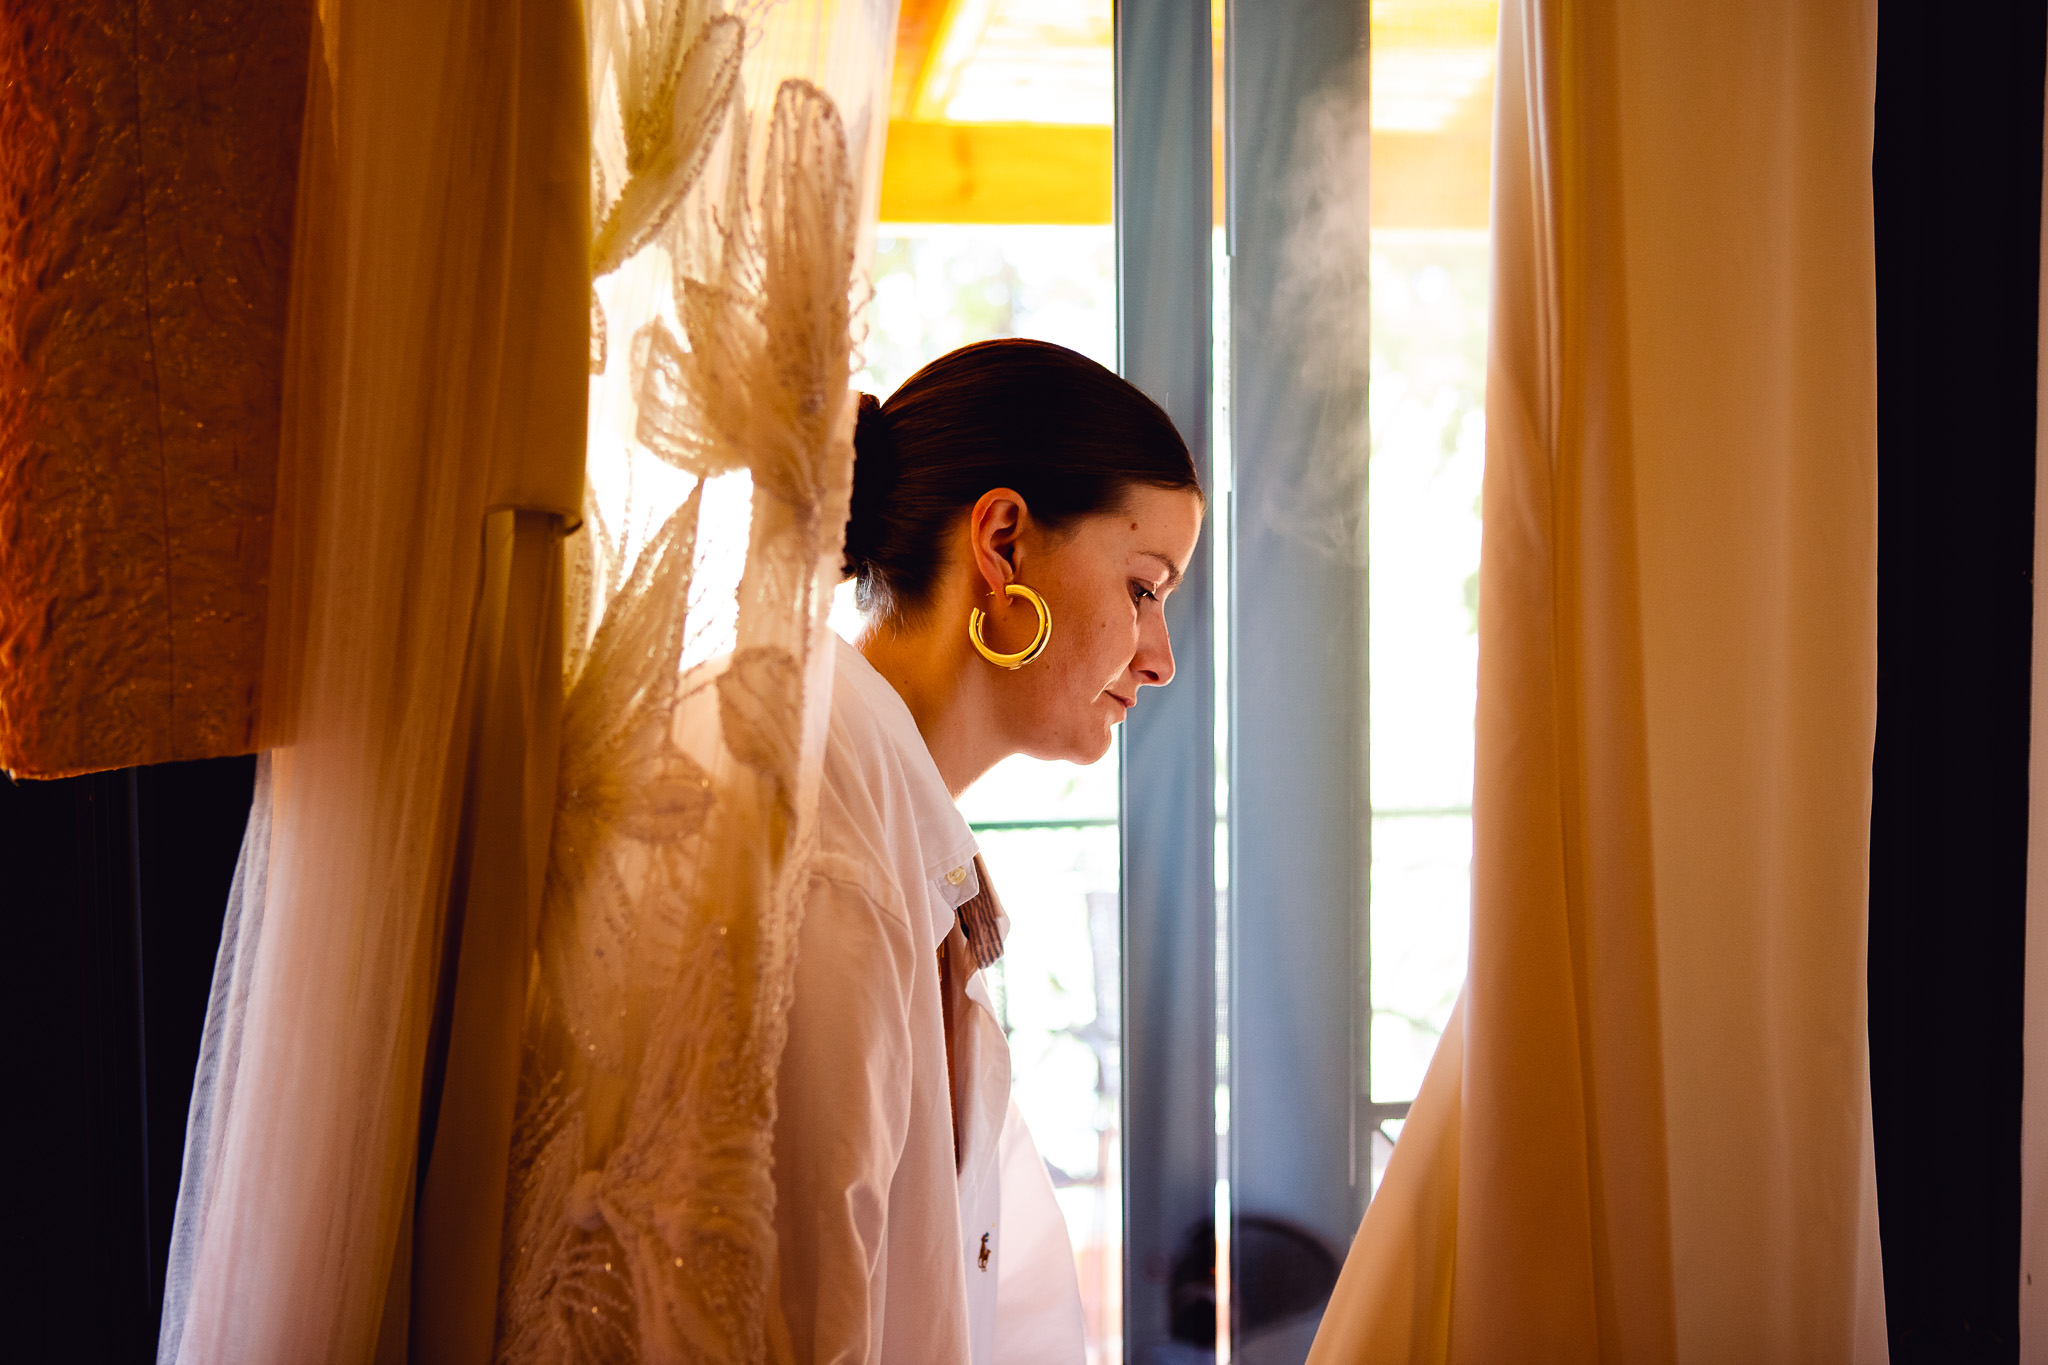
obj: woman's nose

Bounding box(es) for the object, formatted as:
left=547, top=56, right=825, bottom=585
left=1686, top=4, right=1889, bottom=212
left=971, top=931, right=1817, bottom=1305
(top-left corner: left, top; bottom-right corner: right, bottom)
left=1134, top=618, right=1175, bottom=688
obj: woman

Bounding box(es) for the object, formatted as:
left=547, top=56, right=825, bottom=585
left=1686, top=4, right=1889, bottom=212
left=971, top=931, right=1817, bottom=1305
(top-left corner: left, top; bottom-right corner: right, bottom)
left=773, top=338, right=1204, bottom=1364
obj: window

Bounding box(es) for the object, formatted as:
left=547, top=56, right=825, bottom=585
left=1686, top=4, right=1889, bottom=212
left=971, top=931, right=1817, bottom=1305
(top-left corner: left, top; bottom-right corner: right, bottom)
left=853, top=5, right=1499, bottom=1360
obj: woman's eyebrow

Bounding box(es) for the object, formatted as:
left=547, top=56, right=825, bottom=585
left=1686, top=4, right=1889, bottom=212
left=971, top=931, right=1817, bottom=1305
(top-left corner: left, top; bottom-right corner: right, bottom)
left=1136, top=550, right=1183, bottom=590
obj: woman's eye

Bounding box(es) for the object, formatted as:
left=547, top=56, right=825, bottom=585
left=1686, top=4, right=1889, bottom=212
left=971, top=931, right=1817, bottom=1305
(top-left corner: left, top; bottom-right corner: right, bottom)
left=1132, top=582, right=1159, bottom=603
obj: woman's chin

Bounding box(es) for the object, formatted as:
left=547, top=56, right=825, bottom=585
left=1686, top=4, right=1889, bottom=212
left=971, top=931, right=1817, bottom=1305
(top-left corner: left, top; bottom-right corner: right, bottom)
left=1033, top=732, right=1113, bottom=767
left=1078, top=722, right=1117, bottom=765
left=1021, top=710, right=1119, bottom=766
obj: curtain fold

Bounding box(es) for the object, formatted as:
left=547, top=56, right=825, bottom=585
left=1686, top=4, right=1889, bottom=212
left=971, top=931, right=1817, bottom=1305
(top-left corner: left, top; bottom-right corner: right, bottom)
left=410, top=508, right=570, bottom=1364
left=160, top=0, right=589, bottom=1358
left=1310, top=0, right=1884, bottom=1359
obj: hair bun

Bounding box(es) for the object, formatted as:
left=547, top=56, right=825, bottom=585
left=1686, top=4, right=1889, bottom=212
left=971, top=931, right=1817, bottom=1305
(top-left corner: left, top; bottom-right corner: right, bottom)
left=843, top=393, right=897, bottom=578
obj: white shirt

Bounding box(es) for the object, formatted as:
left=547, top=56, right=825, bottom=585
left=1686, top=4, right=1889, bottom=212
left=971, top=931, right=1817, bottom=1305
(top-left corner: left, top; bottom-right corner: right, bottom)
left=772, top=637, right=1086, bottom=1365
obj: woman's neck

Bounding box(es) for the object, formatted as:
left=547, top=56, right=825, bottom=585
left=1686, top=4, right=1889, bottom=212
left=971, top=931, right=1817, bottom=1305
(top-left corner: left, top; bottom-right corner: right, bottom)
left=857, top=606, right=1008, bottom=798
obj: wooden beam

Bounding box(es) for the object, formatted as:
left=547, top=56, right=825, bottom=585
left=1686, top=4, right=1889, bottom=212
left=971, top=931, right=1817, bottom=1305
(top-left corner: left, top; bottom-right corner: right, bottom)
left=879, top=119, right=1112, bottom=224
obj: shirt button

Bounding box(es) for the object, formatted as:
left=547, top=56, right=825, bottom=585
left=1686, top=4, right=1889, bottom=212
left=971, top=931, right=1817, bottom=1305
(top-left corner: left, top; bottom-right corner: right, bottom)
left=945, top=866, right=968, bottom=886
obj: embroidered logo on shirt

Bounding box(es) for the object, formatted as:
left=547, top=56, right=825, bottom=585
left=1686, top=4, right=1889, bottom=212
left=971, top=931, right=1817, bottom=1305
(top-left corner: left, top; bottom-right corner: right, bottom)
left=978, top=1232, right=991, bottom=1271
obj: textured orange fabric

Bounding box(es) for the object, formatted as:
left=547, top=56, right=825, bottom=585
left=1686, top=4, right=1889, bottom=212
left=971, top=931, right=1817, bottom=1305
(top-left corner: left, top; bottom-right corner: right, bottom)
left=0, top=1, right=310, bottom=778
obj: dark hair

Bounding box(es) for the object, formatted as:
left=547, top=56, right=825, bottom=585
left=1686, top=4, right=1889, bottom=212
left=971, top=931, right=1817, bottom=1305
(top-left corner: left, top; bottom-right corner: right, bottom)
left=843, top=338, right=1200, bottom=618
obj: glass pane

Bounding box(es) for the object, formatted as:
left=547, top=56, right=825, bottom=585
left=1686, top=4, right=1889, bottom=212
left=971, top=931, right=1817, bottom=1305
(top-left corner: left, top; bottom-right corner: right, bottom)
left=1366, top=0, right=1497, bottom=1118
left=925, top=0, right=1114, bottom=124
left=1369, top=812, right=1470, bottom=1102
left=958, top=751, right=1118, bottom=827
left=975, top=823, right=1123, bottom=1365
left=857, top=225, right=1116, bottom=397
left=1367, top=235, right=1487, bottom=1104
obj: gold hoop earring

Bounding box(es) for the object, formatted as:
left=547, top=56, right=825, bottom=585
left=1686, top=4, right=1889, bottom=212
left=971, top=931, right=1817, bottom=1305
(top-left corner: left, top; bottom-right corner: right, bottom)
left=968, top=583, right=1052, bottom=669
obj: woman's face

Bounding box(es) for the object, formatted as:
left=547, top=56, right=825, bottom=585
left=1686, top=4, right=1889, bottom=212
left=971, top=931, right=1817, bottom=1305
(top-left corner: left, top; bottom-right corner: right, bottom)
left=986, top=484, right=1205, bottom=764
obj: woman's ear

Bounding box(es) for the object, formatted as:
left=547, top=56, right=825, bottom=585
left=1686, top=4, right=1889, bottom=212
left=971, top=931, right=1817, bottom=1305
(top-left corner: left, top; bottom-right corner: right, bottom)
left=967, top=488, right=1030, bottom=597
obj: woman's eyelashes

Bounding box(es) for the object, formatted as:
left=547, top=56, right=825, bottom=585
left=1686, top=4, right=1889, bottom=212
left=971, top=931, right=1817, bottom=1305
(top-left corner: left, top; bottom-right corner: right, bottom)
left=1131, top=580, right=1161, bottom=604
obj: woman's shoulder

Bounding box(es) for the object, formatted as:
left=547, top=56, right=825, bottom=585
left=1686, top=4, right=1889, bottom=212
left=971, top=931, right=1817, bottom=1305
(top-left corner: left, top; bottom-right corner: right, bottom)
left=825, top=635, right=914, bottom=757
left=819, top=634, right=937, bottom=813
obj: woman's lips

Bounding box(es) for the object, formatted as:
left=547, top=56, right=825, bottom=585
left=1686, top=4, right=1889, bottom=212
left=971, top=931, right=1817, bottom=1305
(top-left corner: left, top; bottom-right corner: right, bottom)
left=1107, top=691, right=1134, bottom=711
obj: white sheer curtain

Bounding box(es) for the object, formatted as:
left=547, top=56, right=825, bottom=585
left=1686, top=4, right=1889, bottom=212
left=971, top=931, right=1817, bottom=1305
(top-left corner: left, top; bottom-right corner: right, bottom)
left=1310, top=0, right=1886, bottom=1359
left=496, top=1, right=892, bottom=1359
left=161, top=2, right=588, bottom=1358
left=161, top=0, right=894, bottom=1361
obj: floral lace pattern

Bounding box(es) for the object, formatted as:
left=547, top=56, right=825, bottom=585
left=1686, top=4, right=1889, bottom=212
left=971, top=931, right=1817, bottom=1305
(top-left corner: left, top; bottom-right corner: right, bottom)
left=496, top=3, right=862, bottom=1359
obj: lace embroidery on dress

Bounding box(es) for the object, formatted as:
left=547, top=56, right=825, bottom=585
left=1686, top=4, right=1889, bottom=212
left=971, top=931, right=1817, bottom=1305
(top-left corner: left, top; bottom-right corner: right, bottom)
left=496, top=1, right=869, bottom=1360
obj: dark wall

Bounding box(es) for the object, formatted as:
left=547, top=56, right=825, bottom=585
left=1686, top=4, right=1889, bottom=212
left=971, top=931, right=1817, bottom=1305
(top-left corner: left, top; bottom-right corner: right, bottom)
left=0, top=756, right=254, bottom=1361
left=1869, top=4, right=2047, bottom=1363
